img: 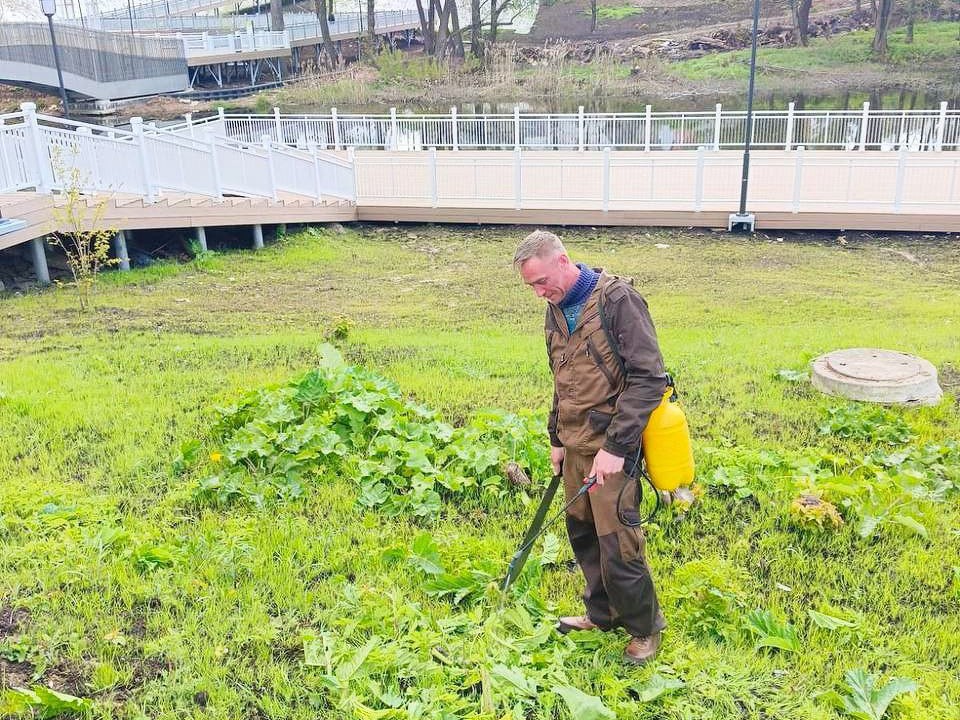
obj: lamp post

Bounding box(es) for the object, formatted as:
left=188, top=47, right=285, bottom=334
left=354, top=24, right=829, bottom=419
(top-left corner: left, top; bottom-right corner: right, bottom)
left=127, top=0, right=135, bottom=35
left=39, top=0, right=71, bottom=120
left=729, top=0, right=760, bottom=233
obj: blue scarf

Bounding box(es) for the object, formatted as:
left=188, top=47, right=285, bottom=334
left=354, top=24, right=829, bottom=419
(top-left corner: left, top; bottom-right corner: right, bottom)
left=558, top=264, right=599, bottom=333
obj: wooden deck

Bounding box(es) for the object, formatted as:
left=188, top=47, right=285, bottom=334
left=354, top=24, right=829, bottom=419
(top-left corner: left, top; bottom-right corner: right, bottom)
left=0, top=192, right=356, bottom=252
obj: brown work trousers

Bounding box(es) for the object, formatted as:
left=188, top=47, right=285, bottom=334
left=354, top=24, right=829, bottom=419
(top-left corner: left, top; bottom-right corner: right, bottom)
left=562, top=448, right=667, bottom=638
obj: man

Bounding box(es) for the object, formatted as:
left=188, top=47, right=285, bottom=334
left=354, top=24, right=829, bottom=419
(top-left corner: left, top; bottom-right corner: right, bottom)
left=514, top=229, right=668, bottom=665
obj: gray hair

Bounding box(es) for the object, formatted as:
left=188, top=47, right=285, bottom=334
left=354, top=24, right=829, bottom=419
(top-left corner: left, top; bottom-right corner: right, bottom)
left=513, top=230, right=566, bottom=268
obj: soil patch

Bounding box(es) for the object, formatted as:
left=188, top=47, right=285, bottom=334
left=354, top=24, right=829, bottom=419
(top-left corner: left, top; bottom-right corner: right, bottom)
left=0, top=605, right=30, bottom=638
left=0, top=658, right=34, bottom=689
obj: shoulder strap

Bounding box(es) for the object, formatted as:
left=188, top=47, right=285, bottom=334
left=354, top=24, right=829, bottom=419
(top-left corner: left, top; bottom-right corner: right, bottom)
left=598, top=280, right=627, bottom=378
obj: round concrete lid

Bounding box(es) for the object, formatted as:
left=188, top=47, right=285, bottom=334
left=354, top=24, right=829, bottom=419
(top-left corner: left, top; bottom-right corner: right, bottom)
left=825, top=349, right=922, bottom=382
left=811, top=348, right=942, bottom=406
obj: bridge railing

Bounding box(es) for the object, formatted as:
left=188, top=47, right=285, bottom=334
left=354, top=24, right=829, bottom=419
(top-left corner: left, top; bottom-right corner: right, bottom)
left=4, top=104, right=355, bottom=203
left=178, top=103, right=959, bottom=152
left=172, top=30, right=290, bottom=58
left=0, top=23, right=186, bottom=82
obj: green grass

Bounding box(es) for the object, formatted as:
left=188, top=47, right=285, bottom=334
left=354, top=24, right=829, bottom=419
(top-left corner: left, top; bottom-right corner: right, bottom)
left=590, top=4, right=645, bottom=21
left=674, top=21, right=960, bottom=80
left=2, top=226, right=960, bottom=719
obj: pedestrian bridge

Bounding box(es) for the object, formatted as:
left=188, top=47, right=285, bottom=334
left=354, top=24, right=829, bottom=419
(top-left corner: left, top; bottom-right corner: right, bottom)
left=1, top=104, right=958, bottom=283
left=0, top=10, right=420, bottom=100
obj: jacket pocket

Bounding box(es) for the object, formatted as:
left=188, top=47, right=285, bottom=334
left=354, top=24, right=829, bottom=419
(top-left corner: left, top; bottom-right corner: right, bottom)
left=587, top=408, right=614, bottom=434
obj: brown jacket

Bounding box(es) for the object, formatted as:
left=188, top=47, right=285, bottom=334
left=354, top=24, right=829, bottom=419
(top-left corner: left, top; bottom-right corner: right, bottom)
left=546, top=271, right=667, bottom=458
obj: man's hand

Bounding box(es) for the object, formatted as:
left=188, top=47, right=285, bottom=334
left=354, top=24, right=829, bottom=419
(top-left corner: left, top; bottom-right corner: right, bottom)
left=550, top=445, right=565, bottom=475
left=587, top=449, right=624, bottom=489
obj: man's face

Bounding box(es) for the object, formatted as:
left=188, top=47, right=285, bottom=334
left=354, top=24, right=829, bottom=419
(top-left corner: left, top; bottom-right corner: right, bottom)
left=520, top=252, right=572, bottom=304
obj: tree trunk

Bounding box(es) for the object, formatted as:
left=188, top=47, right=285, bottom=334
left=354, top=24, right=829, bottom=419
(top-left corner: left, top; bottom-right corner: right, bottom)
left=489, top=0, right=503, bottom=42
left=435, top=0, right=454, bottom=59
left=797, top=0, right=811, bottom=45
left=590, top=0, right=598, bottom=32
left=449, top=0, right=465, bottom=57
left=314, top=0, right=341, bottom=67
left=470, top=0, right=483, bottom=59
left=270, top=0, right=284, bottom=30
left=367, top=0, right=376, bottom=43
left=415, top=0, right=435, bottom=54
left=905, top=0, right=916, bottom=42
left=872, top=0, right=894, bottom=56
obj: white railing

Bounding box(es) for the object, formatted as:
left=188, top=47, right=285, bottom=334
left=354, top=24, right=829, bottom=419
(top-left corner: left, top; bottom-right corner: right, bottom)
left=5, top=103, right=355, bottom=203
left=173, top=30, right=290, bottom=58
left=181, top=103, right=960, bottom=152
left=81, top=10, right=419, bottom=43
left=354, top=148, right=960, bottom=214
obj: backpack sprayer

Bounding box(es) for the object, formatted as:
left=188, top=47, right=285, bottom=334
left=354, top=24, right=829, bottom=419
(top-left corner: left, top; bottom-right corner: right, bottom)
left=502, top=376, right=694, bottom=591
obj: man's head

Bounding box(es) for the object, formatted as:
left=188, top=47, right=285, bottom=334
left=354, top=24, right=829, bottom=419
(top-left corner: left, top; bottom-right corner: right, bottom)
left=514, top=230, right=580, bottom=304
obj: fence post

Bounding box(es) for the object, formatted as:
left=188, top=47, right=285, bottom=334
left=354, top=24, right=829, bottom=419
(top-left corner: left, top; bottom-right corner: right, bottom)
left=21, top=102, right=52, bottom=193
left=643, top=104, right=652, bottom=152
left=389, top=107, right=398, bottom=150
left=514, top=106, right=520, bottom=150
left=578, top=105, right=585, bottom=152
left=130, top=117, right=155, bottom=203
left=514, top=147, right=521, bottom=210
left=451, top=107, right=458, bottom=151
left=792, top=145, right=804, bottom=213
left=429, top=147, right=438, bottom=208
left=694, top=146, right=705, bottom=211
left=209, top=137, right=223, bottom=200
left=602, top=146, right=610, bottom=212
left=273, top=106, right=283, bottom=143
left=0, top=119, right=11, bottom=186
left=713, top=103, right=722, bottom=151
left=184, top=112, right=194, bottom=139
left=858, top=101, right=870, bottom=151
left=309, top=141, right=324, bottom=200
left=262, top=134, right=278, bottom=201
left=784, top=101, right=795, bottom=151
left=893, top=145, right=907, bottom=213
left=332, top=107, right=341, bottom=150
left=934, top=101, right=947, bottom=152
left=346, top=146, right=357, bottom=202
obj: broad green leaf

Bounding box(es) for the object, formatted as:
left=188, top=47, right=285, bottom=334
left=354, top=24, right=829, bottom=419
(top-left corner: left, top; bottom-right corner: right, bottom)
left=25, top=685, right=92, bottom=718
left=336, top=636, right=378, bottom=683
left=490, top=664, right=538, bottom=697
left=538, top=533, right=562, bottom=567
left=629, top=673, right=685, bottom=703
left=302, top=630, right=334, bottom=669
left=316, top=343, right=345, bottom=371
left=554, top=685, right=616, bottom=720
left=808, top=609, right=857, bottom=631
left=837, top=669, right=917, bottom=720
left=857, top=515, right=882, bottom=539
left=890, top=514, right=928, bottom=539
left=744, top=609, right=801, bottom=653
left=409, top=532, right=444, bottom=575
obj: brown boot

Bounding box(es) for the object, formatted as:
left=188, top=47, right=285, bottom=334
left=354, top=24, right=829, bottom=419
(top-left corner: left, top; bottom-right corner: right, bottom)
left=556, top=616, right=603, bottom=634
left=624, top=632, right=661, bottom=665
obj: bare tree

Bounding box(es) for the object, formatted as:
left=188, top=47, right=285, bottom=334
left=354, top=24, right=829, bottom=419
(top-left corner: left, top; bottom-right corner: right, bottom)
left=415, top=0, right=436, bottom=54
left=789, top=0, right=813, bottom=45
left=313, top=0, right=341, bottom=67
left=589, top=0, right=598, bottom=31
left=905, top=0, right=916, bottom=42
left=470, top=0, right=483, bottom=59
left=872, top=0, right=895, bottom=56
left=270, top=0, right=284, bottom=31
left=367, top=0, right=376, bottom=44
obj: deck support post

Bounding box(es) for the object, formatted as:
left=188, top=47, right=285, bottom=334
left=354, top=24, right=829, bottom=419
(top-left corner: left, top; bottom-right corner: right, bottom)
left=114, top=230, right=130, bottom=271
left=253, top=224, right=264, bottom=249
left=30, top=237, right=50, bottom=285
left=196, top=226, right=208, bottom=253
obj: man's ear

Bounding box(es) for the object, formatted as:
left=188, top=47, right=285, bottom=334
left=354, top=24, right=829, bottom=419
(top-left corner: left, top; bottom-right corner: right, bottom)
left=556, top=253, right=570, bottom=268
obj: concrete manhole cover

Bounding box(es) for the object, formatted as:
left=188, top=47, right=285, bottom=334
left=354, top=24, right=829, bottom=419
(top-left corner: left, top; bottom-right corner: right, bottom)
left=812, top=348, right=942, bottom=406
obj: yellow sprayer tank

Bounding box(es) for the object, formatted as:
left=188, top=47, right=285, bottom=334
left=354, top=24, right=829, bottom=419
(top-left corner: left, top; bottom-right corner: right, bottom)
left=642, top=386, right=694, bottom=491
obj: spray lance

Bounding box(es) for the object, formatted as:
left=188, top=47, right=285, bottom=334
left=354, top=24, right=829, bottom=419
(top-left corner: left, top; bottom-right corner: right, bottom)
left=501, top=375, right=695, bottom=591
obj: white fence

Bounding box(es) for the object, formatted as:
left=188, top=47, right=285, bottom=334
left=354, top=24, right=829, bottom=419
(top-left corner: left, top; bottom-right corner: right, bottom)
left=0, top=104, right=355, bottom=202
left=183, top=104, right=960, bottom=153
left=173, top=30, right=290, bottom=59
left=354, top=149, right=960, bottom=215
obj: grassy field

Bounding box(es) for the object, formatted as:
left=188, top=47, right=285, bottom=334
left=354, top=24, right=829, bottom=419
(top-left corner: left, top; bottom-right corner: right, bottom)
left=673, top=21, right=960, bottom=81
left=2, top=225, right=960, bottom=719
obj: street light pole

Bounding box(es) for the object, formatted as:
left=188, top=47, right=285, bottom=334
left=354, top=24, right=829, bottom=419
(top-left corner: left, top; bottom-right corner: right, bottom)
left=127, top=0, right=135, bottom=35
left=729, top=0, right=761, bottom=233
left=39, top=0, right=71, bottom=120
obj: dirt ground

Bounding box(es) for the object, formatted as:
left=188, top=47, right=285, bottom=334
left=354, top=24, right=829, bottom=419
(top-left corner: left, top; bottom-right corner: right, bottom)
left=528, top=0, right=799, bottom=42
